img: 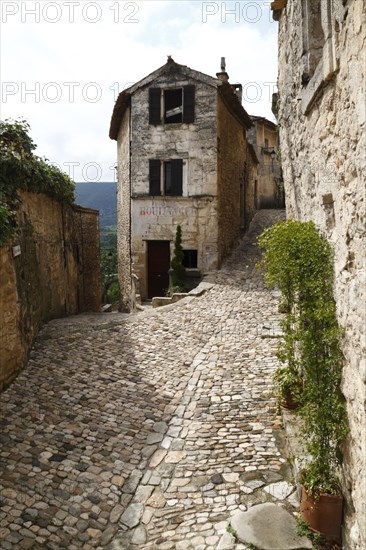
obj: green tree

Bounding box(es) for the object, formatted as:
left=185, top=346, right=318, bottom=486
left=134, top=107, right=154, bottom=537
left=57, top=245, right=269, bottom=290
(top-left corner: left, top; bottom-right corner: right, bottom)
left=170, top=225, right=186, bottom=291
left=0, top=118, right=75, bottom=245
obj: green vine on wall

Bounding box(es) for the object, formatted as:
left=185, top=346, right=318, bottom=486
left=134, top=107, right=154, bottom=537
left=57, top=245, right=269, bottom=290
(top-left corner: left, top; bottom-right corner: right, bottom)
left=258, top=220, right=348, bottom=497
left=0, top=118, right=75, bottom=246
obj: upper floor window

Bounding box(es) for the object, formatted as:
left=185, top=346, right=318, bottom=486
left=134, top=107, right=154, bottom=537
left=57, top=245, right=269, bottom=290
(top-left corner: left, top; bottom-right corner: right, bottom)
left=149, top=159, right=183, bottom=196
left=149, top=86, right=195, bottom=125
left=301, top=0, right=326, bottom=84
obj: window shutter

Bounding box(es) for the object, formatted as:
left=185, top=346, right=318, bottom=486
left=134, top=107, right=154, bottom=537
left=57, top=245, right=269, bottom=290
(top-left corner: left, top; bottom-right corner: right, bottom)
left=149, top=160, right=161, bottom=195
left=183, top=85, right=195, bottom=123
left=149, top=88, right=161, bottom=124
left=170, top=159, right=183, bottom=195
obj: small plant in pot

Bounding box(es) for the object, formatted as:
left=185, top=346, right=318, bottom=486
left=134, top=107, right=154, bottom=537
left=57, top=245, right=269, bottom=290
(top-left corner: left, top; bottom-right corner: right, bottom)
left=274, top=328, right=303, bottom=410
left=273, top=365, right=302, bottom=410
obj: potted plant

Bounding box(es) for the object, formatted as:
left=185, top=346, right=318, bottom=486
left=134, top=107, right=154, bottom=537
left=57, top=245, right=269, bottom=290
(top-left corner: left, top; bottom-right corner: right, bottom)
left=273, top=365, right=302, bottom=410
left=258, top=220, right=348, bottom=542
left=298, top=295, right=348, bottom=543
left=274, top=314, right=303, bottom=410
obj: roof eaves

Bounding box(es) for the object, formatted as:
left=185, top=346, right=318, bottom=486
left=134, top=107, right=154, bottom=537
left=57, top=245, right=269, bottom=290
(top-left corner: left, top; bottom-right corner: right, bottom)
left=218, top=82, right=253, bottom=129
left=109, top=90, right=131, bottom=141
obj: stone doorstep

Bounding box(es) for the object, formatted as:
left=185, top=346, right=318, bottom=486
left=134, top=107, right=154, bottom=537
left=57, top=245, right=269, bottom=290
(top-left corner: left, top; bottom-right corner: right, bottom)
left=151, top=282, right=214, bottom=308
left=151, top=294, right=192, bottom=308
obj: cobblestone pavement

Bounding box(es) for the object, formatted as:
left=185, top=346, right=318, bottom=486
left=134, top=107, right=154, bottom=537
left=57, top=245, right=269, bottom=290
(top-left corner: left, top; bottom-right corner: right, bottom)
left=0, top=210, right=298, bottom=550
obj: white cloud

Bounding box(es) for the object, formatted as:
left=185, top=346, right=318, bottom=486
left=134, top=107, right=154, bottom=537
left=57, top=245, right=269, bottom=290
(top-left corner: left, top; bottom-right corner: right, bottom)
left=1, top=1, right=278, bottom=182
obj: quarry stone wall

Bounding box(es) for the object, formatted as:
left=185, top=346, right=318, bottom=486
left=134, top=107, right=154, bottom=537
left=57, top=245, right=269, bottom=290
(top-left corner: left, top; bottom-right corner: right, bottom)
left=0, top=191, right=100, bottom=391
left=276, top=1, right=366, bottom=547
left=216, top=93, right=248, bottom=264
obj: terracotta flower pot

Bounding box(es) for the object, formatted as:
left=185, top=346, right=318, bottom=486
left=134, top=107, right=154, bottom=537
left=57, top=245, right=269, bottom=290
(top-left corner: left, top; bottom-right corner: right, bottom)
left=300, top=485, right=343, bottom=542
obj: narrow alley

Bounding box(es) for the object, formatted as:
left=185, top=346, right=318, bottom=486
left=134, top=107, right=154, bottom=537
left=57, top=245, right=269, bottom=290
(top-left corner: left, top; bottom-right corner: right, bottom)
left=0, top=210, right=303, bottom=550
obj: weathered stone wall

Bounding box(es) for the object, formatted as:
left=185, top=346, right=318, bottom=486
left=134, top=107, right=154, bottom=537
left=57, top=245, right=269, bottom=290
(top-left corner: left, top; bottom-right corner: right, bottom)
left=131, top=77, right=218, bottom=197
left=0, top=191, right=100, bottom=391
left=125, top=76, right=220, bottom=300
left=216, top=94, right=247, bottom=264
left=116, top=106, right=132, bottom=312
left=246, top=146, right=258, bottom=226
left=276, top=1, right=366, bottom=547
left=247, top=118, right=281, bottom=208
left=131, top=197, right=218, bottom=299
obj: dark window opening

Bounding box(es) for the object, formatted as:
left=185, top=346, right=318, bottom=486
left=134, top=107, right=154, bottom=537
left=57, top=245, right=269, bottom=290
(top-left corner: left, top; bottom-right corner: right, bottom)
left=164, top=159, right=183, bottom=196
left=149, top=159, right=183, bottom=196
left=301, top=0, right=325, bottom=83
left=183, top=250, right=198, bottom=269
left=149, top=86, right=195, bottom=125
left=149, top=88, right=161, bottom=125
left=164, top=89, right=183, bottom=123
left=183, top=85, right=195, bottom=123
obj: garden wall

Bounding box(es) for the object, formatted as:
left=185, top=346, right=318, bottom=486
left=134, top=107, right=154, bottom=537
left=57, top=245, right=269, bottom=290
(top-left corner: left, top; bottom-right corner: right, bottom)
left=0, top=190, right=101, bottom=391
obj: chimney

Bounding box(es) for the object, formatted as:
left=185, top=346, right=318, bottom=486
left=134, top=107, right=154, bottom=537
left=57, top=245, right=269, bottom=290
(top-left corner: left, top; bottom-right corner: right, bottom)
left=216, top=56, right=229, bottom=83
left=231, top=83, right=243, bottom=103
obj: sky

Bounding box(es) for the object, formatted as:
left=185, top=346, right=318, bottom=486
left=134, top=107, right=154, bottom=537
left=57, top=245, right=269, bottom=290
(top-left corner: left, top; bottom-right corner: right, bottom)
left=0, top=0, right=279, bottom=182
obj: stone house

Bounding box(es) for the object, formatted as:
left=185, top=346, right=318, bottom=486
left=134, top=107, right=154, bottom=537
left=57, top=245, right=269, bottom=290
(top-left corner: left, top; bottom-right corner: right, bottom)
left=247, top=116, right=284, bottom=209
left=109, top=57, right=256, bottom=309
left=272, top=1, right=365, bottom=547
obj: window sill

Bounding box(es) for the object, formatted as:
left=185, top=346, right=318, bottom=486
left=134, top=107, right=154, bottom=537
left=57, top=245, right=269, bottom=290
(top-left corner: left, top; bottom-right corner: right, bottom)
left=163, top=122, right=193, bottom=130
left=132, top=194, right=185, bottom=199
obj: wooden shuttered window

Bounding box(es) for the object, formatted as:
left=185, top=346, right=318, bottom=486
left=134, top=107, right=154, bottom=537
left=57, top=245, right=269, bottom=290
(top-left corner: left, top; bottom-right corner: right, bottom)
left=183, top=85, right=195, bottom=123
left=149, top=88, right=161, bottom=124
left=149, top=159, right=161, bottom=195
left=165, top=159, right=183, bottom=196
left=149, top=86, right=195, bottom=124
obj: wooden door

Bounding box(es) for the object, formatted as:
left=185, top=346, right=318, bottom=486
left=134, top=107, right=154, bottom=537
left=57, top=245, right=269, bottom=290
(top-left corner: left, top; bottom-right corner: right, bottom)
left=147, top=241, right=170, bottom=298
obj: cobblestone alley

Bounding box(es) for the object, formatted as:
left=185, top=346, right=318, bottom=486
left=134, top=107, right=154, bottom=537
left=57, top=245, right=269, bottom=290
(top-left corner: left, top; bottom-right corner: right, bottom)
left=0, top=210, right=302, bottom=550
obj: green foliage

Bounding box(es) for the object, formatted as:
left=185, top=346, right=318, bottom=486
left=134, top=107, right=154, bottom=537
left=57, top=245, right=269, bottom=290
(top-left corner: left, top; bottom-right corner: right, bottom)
left=0, top=119, right=75, bottom=245
left=100, top=232, right=117, bottom=278
left=107, top=281, right=120, bottom=304
left=258, top=220, right=348, bottom=498
left=226, top=525, right=238, bottom=539
left=170, top=225, right=186, bottom=290
left=272, top=365, right=303, bottom=406
left=296, top=517, right=324, bottom=548
left=100, top=232, right=118, bottom=304
left=0, top=190, right=19, bottom=246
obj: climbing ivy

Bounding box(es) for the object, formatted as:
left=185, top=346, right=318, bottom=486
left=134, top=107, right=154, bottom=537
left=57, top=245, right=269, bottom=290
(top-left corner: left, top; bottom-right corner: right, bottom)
left=258, top=220, right=348, bottom=496
left=0, top=119, right=75, bottom=245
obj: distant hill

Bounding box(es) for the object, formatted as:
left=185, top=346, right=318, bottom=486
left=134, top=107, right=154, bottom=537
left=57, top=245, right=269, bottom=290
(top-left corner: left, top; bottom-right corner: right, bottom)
left=75, top=182, right=117, bottom=229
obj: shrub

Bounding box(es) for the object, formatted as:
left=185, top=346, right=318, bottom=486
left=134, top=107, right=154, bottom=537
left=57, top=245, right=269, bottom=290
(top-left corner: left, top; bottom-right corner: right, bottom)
left=170, top=225, right=186, bottom=290
left=0, top=119, right=75, bottom=245
left=258, top=220, right=348, bottom=496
